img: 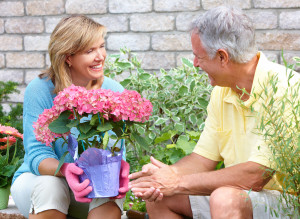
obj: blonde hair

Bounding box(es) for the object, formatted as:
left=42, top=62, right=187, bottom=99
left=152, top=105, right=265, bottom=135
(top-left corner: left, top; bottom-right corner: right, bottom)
left=40, top=15, right=107, bottom=94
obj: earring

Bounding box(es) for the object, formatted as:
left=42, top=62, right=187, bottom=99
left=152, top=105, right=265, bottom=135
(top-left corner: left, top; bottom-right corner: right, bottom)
left=68, top=63, right=71, bottom=67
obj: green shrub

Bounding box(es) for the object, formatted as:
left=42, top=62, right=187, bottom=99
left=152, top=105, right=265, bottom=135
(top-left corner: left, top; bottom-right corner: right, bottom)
left=248, top=56, right=299, bottom=217
left=105, top=48, right=213, bottom=210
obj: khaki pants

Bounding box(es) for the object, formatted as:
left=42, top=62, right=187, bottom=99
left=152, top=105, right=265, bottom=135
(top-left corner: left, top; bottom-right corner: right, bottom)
left=189, top=189, right=296, bottom=219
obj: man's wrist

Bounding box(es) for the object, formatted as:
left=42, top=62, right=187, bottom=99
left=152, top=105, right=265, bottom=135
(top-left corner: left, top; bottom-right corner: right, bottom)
left=169, top=166, right=184, bottom=195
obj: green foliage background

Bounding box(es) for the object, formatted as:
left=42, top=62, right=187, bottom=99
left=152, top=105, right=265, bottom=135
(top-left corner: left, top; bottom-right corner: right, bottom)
left=0, top=81, right=24, bottom=187
left=105, top=48, right=213, bottom=211
left=105, top=48, right=212, bottom=172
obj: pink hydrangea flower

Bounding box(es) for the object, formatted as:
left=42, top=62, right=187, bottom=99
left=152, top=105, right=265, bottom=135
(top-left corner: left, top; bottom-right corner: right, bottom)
left=34, top=85, right=153, bottom=147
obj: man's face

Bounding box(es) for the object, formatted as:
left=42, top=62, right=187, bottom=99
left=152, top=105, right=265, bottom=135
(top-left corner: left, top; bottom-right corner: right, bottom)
left=191, top=33, right=227, bottom=87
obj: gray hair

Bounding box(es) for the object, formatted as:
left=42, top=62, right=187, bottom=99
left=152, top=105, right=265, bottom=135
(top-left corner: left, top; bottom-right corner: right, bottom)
left=192, top=6, right=257, bottom=63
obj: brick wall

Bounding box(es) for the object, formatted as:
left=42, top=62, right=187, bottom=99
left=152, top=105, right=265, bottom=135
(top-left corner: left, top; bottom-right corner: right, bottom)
left=0, top=0, right=300, bottom=105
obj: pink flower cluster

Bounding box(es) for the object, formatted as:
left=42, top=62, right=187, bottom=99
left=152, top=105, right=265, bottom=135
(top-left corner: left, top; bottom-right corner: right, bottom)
left=0, top=125, right=23, bottom=150
left=33, top=85, right=153, bottom=146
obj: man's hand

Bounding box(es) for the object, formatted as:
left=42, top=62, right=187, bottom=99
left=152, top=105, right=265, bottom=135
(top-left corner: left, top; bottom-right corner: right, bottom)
left=129, top=157, right=180, bottom=201
left=129, top=156, right=161, bottom=180
left=60, top=163, right=92, bottom=203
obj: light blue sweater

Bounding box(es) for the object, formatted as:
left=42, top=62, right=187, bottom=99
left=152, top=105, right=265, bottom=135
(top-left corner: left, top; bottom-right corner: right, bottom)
left=13, top=76, right=125, bottom=184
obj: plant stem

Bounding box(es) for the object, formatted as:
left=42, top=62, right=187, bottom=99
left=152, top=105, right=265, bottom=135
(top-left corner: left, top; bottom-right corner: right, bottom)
left=5, top=135, right=10, bottom=164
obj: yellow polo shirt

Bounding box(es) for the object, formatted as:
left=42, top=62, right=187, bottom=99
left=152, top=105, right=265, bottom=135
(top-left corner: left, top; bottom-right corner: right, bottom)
left=193, top=52, right=299, bottom=191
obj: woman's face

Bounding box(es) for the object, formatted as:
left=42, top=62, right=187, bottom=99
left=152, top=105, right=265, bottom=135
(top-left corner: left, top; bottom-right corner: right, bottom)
left=67, top=38, right=106, bottom=87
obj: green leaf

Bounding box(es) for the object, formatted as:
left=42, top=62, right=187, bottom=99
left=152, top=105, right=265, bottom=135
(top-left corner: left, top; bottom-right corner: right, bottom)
left=164, top=75, right=173, bottom=83
left=116, top=61, right=132, bottom=69
left=182, top=58, right=194, bottom=68
left=66, top=119, right=80, bottom=128
left=77, top=129, right=98, bottom=141
left=155, top=118, right=168, bottom=125
left=90, top=115, right=99, bottom=126
left=148, top=132, right=156, bottom=140
left=154, top=132, right=172, bottom=144
left=176, top=139, right=195, bottom=155
left=120, top=79, right=131, bottom=87
left=103, top=131, right=109, bottom=149
left=97, top=122, right=113, bottom=132
left=49, top=111, right=72, bottom=134
left=189, top=114, right=197, bottom=125
left=190, top=80, right=196, bottom=92
left=137, top=126, right=145, bottom=135
left=139, top=73, right=151, bottom=80
left=1, top=165, right=16, bottom=177
left=131, top=132, right=149, bottom=150
left=186, top=131, right=200, bottom=140
left=215, top=161, right=224, bottom=170
left=78, top=122, right=92, bottom=134
left=109, top=54, right=121, bottom=59
left=198, top=97, right=208, bottom=109
left=171, top=116, right=180, bottom=122
left=111, top=121, right=125, bottom=137
left=175, top=123, right=185, bottom=132
left=169, top=149, right=184, bottom=164
left=54, top=151, right=69, bottom=176
left=0, top=176, right=8, bottom=188
left=177, top=135, right=189, bottom=142
left=179, top=85, right=188, bottom=96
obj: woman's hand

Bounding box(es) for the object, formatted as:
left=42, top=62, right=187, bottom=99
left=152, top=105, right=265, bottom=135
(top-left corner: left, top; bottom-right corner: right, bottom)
left=111, top=160, right=130, bottom=199
left=60, top=163, right=92, bottom=203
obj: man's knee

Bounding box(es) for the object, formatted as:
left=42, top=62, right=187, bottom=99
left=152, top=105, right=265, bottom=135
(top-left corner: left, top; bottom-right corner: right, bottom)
left=146, top=195, right=192, bottom=218
left=210, top=187, right=252, bottom=217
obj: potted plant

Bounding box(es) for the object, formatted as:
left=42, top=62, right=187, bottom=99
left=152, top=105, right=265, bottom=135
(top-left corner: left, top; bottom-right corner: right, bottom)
left=33, top=85, right=152, bottom=198
left=0, top=125, right=23, bottom=209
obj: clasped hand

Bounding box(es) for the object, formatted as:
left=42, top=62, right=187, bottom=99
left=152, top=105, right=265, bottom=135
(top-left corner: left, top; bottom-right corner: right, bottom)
left=128, top=157, right=179, bottom=202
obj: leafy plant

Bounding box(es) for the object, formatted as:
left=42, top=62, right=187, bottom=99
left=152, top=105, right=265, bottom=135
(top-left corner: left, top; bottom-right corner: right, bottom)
left=248, top=56, right=300, bottom=217
left=105, top=48, right=213, bottom=210
left=0, top=81, right=24, bottom=161
left=0, top=125, right=24, bottom=188
left=123, top=190, right=146, bottom=212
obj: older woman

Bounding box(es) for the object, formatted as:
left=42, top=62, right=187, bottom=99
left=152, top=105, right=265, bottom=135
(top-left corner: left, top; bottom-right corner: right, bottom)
left=11, top=15, right=129, bottom=219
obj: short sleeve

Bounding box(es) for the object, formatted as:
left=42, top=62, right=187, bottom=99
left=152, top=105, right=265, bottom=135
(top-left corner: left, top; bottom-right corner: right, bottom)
left=193, top=88, right=223, bottom=161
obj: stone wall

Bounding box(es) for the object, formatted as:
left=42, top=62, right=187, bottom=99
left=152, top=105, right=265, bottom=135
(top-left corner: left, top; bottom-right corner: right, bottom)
left=0, top=0, right=300, bottom=105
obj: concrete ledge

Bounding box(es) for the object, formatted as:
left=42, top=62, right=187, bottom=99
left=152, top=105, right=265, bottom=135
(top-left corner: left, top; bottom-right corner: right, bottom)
left=0, top=196, right=26, bottom=219
left=0, top=196, right=128, bottom=219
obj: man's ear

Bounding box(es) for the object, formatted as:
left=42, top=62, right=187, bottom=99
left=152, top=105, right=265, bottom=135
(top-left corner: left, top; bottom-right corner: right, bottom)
left=217, top=49, right=229, bottom=66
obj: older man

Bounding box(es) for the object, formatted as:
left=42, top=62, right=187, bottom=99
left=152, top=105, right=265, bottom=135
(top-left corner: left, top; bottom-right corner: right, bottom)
left=129, top=6, right=298, bottom=219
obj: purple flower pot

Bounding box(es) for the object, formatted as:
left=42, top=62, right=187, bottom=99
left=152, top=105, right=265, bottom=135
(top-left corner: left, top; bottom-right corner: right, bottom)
left=76, top=148, right=122, bottom=198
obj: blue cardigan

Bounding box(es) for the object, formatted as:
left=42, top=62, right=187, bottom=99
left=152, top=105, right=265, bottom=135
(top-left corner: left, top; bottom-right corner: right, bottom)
left=13, top=76, right=125, bottom=184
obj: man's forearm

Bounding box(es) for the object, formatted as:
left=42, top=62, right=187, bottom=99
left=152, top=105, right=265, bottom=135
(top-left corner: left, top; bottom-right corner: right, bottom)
left=176, top=161, right=273, bottom=196
left=171, top=152, right=218, bottom=175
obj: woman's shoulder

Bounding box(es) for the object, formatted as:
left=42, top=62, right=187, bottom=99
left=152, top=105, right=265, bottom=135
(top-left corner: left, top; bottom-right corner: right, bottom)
left=102, top=76, right=124, bottom=92
left=26, top=76, right=54, bottom=93
left=24, top=76, right=55, bottom=106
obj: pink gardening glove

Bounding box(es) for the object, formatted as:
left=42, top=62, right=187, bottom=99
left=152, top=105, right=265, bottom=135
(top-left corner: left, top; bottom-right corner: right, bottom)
left=112, top=160, right=130, bottom=199
left=60, top=163, right=92, bottom=203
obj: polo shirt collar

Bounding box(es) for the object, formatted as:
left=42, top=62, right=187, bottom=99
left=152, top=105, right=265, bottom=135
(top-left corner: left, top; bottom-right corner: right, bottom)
left=224, top=52, right=270, bottom=111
